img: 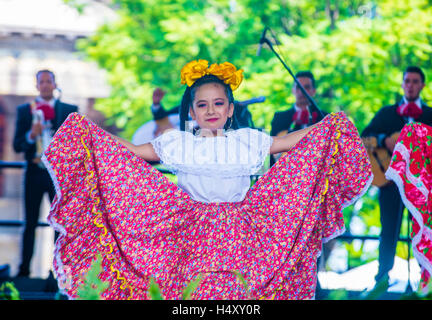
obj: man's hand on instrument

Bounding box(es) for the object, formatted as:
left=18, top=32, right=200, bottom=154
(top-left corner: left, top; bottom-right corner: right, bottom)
left=30, top=122, right=43, bottom=140
left=152, top=88, right=166, bottom=105
left=384, top=135, right=396, bottom=153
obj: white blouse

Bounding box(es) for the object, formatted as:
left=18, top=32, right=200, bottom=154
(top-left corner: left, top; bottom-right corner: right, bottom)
left=151, top=128, right=273, bottom=203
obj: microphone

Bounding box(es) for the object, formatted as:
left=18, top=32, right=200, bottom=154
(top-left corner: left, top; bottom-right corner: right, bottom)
left=237, top=96, right=266, bottom=107
left=256, top=27, right=268, bottom=56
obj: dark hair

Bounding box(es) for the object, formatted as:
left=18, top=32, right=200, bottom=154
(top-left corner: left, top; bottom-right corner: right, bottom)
left=179, top=74, right=239, bottom=131
left=294, top=71, right=315, bottom=88
left=36, top=69, right=56, bottom=83
left=403, top=66, right=425, bottom=83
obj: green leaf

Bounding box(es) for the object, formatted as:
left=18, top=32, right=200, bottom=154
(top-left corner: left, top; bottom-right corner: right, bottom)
left=232, top=270, right=250, bottom=297
left=0, top=282, right=20, bottom=300
left=360, top=277, right=389, bottom=300
left=76, top=254, right=109, bottom=300
left=182, top=274, right=202, bottom=300
left=148, top=277, right=164, bottom=300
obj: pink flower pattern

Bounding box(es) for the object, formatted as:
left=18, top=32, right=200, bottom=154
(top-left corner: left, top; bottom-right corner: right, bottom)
left=43, top=112, right=372, bottom=300
left=388, top=122, right=432, bottom=291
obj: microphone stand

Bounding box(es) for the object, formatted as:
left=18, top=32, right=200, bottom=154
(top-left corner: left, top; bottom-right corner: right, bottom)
left=405, top=211, right=413, bottom=294
left=259, top=35, right=324, bottom=121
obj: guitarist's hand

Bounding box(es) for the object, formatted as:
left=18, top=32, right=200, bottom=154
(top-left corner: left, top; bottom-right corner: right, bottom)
left=384, top=136, right=396, bottom=153
left=30, top=122, right=43, bottom=140
left=152, top=88, right=166, bottom=105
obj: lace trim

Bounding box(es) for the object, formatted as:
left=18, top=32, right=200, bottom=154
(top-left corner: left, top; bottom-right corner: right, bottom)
left=150, top=133, right=179, bottom=175
left=385, top=144, right=432, bottom=279
left=41, top=153, right=69, bottom=296
left=77, top=115, right=134, bottom=299
left=150, top=128, right=273, bottom=177
left=392, top=143, right=429, bottom=198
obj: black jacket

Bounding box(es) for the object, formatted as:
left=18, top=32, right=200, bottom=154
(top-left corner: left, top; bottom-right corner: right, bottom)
left=361, top=100, right=432, bottom=146
left=270, top=106, right=328, bottom=136
left=13, top=100, right=78, bottom=163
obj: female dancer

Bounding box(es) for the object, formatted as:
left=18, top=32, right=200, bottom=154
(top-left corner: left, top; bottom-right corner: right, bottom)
left=42, top=59, right=372, bottom=300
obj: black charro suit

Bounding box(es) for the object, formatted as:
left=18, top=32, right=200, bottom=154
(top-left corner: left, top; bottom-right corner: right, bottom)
left=361, top=99, right=432, bottom=282
left=13, top=99, right=78, bottom=276
left=362, top=100, right=432, bottom=142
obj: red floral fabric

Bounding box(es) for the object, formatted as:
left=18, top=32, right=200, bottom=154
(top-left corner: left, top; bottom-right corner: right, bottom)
left=386, top=122, right=432, bottom=291
left=42, top=112, right=372, bottom=300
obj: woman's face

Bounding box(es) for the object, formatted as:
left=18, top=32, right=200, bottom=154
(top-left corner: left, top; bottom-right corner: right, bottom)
left=189, top=82, right=234, bottom=134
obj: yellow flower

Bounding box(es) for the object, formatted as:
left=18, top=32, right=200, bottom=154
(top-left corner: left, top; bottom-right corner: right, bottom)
left=208, top=62, right=243, bottom=90
left=180, top=59, right=243, bottom=90
left=214, top=62, right=237, bottom=78
left=180, top=59, right=209, bottom=87
left=225, top=69, right=244, bottom=91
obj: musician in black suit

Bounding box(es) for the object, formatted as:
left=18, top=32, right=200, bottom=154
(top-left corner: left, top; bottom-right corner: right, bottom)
left=270, top=71, right=327, bottom=165
left=13, top=70, right=78, bottom=277
left=269, top=71, right=332, bottom=294
left=362, top=66, right=432, bottom=285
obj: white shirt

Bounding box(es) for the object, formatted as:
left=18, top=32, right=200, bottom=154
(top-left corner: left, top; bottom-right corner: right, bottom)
left=151, top=128, right=273, bottom=203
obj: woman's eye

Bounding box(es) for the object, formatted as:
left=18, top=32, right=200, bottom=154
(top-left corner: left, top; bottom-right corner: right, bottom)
left=215, top=101, right=224, bottom=106
left=197, top=104, right=206, bottom=108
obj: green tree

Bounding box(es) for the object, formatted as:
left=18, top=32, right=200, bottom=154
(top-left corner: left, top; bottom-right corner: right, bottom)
left=74, top=0, right=432, bottom=136
left=68, top=0, right=432, bottom=271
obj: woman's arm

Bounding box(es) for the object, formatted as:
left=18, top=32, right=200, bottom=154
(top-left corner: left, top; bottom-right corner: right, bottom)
left=109, top=134, right=160, bottom=162
left=269, top=123, right=318, bottom=155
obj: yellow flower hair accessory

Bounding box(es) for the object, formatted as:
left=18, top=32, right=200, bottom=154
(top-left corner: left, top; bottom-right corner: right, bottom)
left=180, top=59, right=244, bottom=91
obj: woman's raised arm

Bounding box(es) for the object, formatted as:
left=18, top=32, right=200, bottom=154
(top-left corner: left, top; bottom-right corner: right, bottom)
left=269, top=123, right=318, bottom=155
left=109, top=134, right=160, bottom=162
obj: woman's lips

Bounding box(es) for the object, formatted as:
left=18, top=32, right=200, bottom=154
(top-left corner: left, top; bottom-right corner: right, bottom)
left=206, top=118, right=219, bottom=122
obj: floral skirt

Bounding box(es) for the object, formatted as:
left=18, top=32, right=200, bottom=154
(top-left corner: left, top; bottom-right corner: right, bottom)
left=42, top=112, right=372, bottom=300
left=386, top=122, right=432, bottom=292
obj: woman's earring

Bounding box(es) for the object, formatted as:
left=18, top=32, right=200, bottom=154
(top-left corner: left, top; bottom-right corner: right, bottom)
left=226, top=117, right=233, bottom=130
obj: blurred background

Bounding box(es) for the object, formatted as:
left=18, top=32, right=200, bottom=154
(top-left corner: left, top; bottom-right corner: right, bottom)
left=1, top=0, right=431, bottom=299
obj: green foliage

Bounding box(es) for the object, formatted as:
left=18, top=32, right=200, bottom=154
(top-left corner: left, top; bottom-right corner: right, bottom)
left=401, top=280, right=432, bottom=300
left=0, top=282, right=20, bottom=300
left=76, top=254, right=110, bottom=300
left=147, top=274, right=202, bottom=300
left=148, top=277, right=164, bottom=300
left=359, top=276, right=389, bottom=300
left=182, top=274, right=203, bottom=300
left=69, top=0, right=432, bottom=138
left=325, top=289, right=349, bottom=300
left=148, top=272, right=250, bottom=300
left=231, top=270, right=250, bottom=297
left=325, top=277, right=432, bottom=300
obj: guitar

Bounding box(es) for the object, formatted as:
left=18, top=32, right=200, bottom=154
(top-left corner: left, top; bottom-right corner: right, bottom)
left=362, top=132, right=400, bottom=187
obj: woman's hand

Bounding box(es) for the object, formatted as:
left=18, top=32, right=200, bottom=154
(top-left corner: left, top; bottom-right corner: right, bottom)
left=109, top=133, right=160, bottom=162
